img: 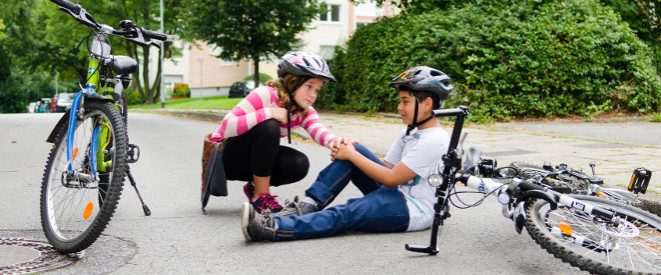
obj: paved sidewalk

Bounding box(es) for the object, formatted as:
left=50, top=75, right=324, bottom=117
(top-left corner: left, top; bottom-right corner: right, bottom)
left=138, top=108, right=661, bottom=214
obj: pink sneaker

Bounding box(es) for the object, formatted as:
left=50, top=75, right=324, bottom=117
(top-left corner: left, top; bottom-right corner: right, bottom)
left=243, top=181, right=255, bottom=202
left=251, top=193, right=283, bottom=213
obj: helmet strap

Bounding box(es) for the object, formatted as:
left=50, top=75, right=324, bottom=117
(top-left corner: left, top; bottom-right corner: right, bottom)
left=284, top=76, right=310, bottom=144
left=286, top=102, right=295, bottom=144
left=406, top=101, right=433, bottom=135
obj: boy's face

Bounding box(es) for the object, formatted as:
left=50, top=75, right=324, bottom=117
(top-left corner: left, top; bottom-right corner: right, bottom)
left=397, top=90, right=428, bottom=125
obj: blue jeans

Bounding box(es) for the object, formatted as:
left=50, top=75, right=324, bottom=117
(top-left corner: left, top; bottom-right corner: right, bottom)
left=273, top=144, right=409, bottom=241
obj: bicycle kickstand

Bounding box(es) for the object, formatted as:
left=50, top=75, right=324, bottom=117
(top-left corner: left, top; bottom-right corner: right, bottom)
left=126, top=165, right=151, bottom=216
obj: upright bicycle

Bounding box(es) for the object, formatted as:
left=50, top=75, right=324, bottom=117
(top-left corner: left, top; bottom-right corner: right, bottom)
left=40, top=0, right=166, bottom=253
left=405, top=106, right=661, bottom=274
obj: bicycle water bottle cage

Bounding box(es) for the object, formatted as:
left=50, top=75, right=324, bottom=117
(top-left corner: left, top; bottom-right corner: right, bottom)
left=628, top=167, right=652, bottom=194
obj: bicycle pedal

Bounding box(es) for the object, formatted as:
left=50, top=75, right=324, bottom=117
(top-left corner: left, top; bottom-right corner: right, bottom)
left=629, top=167, right=651, bottom=194
left=127, top=143, right=140, bottom=163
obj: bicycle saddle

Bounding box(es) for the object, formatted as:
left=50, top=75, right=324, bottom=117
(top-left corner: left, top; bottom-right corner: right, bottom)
left=104, top=55, right=138, bottom=75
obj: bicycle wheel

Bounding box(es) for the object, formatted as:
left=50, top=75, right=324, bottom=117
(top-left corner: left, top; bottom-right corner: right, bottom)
left=525, top=195, right=661, bottom=274
left=40, top=101, right=128, bottom=253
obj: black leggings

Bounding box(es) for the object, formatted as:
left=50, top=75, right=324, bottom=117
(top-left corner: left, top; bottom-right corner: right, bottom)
left=222, top=119, right=309, bottom=186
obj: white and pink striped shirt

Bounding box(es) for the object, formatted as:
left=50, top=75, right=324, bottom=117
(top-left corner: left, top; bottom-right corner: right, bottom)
left=210, top=86, right=338, bottom=148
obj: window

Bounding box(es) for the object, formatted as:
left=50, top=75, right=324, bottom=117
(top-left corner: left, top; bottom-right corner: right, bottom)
left=209, top=45, right=232, bottom=67
left=320, top=4, right=340, bottom=22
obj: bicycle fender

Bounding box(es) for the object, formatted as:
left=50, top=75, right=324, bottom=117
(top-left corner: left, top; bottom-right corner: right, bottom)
left=46, top=110, right=71, bottom=143
left=85, top=93, right=115, bottom=103
left=45, top=94, right=114, bottom=144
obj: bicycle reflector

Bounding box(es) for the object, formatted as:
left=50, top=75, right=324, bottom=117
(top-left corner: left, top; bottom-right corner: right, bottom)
left=628, top=167, right=652, bottom=194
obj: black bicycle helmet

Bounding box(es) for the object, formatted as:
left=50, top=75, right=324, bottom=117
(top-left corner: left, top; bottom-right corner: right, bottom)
left=277, top=51, right=336, bottom=83
left=390, top=66, right=454, bottom=135
left=389, top=66, right=453, bottom=109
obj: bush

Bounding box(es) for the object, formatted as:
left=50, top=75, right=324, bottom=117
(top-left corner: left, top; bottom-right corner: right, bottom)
left=319, top=0, right=661, bottom=121
left=126, top=89, right=144, bottom=105
left=170, top=83, right=191, bottom=98
left=243, top=73, right=273, bottom=83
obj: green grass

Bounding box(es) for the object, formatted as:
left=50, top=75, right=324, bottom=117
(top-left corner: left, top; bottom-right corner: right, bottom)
left=129, top=96, right=242, bottom=110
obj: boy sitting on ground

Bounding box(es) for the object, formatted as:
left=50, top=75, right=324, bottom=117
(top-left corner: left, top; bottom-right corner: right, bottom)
left=241, top=66, right=454, bottom=241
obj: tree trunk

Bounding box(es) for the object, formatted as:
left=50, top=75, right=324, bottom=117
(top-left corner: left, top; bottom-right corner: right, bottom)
left=151, top=55, right=162, bottom=102
left=253, top=56, right=260, bottom=86
left=127, top=42, right=145, bottom=100
left=142, top=46, right=153, bottom=104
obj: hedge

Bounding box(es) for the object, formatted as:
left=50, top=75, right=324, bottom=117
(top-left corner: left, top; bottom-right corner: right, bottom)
left=318, top=0, right=661, bottom=122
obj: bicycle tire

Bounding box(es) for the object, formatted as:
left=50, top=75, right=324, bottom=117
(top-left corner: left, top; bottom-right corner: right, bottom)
left=40, top=101, right=128, bottom=253
left=525, top=195, right=661, bottom=274
left=596, top=189, right=644, bottom=208
left=119, top=92, right=128, bottom=126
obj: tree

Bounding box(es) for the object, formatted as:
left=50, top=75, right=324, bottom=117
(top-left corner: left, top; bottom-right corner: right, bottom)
left=320, top=0, right=661, bottom=121
left=356, top=0, right=460, bottom=14
left=46, top=0, right=186, bottom=104
left=0, top=0, right=59, bottom=113
left=180, top=0, right=324, bottom=86
left=600, top=1, right=661, bottom=72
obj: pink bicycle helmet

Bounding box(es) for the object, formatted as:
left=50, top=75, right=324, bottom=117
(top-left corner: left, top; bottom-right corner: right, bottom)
left=277, top=51, right=336, bottom=83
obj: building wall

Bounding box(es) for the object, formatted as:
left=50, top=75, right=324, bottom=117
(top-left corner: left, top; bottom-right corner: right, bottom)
left=163, top=0, right=393, bottom=99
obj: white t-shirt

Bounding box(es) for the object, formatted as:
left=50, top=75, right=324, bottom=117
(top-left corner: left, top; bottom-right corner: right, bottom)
left=384, top=127, right=449, bottom=231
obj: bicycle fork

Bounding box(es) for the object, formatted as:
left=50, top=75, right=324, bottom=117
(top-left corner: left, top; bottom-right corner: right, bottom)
left=64, top=91, right=151, bottom=216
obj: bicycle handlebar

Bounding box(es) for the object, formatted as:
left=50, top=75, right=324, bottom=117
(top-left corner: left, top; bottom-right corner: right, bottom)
left=50, top=0, right=79, bottom=12
left=49, top=0, right=167, bottom=43
left=433, top=105, right=469, bottom=118
left=142, top=29, right=168, bottom=41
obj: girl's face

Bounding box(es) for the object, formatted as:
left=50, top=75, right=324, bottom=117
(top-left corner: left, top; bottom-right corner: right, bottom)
left=293, top=78, right=324, bottom=109
left=397, top=90, right=427, bottom=125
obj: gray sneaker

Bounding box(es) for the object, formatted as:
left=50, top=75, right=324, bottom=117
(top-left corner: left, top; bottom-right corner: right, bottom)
left=274, top=199, right=303, bottom=217
left=241, top=202, right=275, bottom=241
left=299, top=201, right=319, bottom=215
left=274, top=197, right=320, bottom=217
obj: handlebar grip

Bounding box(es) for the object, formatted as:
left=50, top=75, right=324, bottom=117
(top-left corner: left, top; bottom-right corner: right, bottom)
left=50, top=0, right=79, bottom=11
left=142, top=29, right=167, bottom=41
left=433, top=105, right=469, bottom=118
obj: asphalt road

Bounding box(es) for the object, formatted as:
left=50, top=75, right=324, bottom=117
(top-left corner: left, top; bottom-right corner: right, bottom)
left=0, top=112, right=593, bottom=274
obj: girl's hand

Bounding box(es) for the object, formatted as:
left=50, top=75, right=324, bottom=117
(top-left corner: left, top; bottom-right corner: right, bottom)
left=330, top=137, right=358, bottom=150
left=269, top=107, right=288, bottom=125
left=331, top=143, right=356, bottom=161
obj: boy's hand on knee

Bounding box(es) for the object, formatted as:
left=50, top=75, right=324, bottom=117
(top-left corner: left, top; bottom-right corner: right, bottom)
left=331, top=143, right=355, bottom=161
